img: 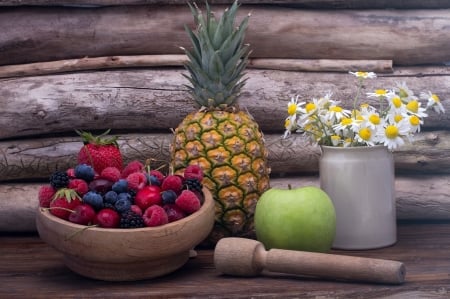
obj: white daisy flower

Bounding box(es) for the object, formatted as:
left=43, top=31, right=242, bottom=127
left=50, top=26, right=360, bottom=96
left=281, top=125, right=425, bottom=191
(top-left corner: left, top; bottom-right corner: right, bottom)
left=349, top=71, right=377, bottom=79
left=367, top=89, right=388, bottom=99
left=355, top=125, right=377, bottom=146
left=420, top=91, right=445, bottom=114
left=405, top=99, right=428, bottom=119
left=326, top=105, right=351, bottom=122
left=376, top=120, right=411, bottom=150
left=395, top=82, right=415, bottom=101
left=287, top=95, right=305, bottom=116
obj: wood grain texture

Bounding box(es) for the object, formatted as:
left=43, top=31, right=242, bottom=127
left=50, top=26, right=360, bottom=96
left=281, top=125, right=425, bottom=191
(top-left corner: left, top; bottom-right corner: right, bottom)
left=1, top=221, right=450, bottom=298
left=1, top=0, right=450, bottom=9
left=0, top=67, right=448, bottom=140
left=1, top=131, right=450, bottom=182
left=2, top=174, right=449, bottom=232
left=1, top=6, right=449, bottom=65
left=0, top=55, right=393, bottom=79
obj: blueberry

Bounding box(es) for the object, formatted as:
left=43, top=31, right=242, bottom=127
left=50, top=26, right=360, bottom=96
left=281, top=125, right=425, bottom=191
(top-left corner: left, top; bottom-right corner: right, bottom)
left=146, top=174, right=161, bottom=186
left=112, top=179, right=128, bottom=193
left=104, top=191, right=118, bottom=205
left=75, top=164, right=95, bottom=182
left=161, top=190, right=177, bottom=205
left=83, top=191, right=103, bottom=210
left=115, top=198, right=131, bottom=213
left=117, top=192, right=132, bottom=202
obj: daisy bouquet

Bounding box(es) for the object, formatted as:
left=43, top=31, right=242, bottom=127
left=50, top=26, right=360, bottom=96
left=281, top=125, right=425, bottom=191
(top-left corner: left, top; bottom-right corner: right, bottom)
left=283, top=71, right=445, bottom=150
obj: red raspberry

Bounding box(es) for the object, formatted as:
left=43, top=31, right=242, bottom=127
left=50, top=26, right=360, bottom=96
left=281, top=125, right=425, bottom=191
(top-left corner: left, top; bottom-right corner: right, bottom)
left=100, top=166, right=121, bottom=182
left=175, top=190, right=201, bottom=214
left=184, top=165, right=204, bottom=181
left=161, top=175, right=183, bottom=194
left=126, top=172, right=147, bottom=191
left=68, top=179, right=89, bottom=196
left=66, top=168, right=76, bottom=178
left=38, top=185, right=56, bottom=208
left=121, top=160, right=144, bottom=178
left=143, top=205, right=168, bottom=227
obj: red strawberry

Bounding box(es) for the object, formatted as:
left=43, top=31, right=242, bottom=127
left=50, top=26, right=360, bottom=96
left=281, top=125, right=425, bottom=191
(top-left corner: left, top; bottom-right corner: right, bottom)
left=175, top=190, right=201, bottom=214
left=48, top=188, right=82, bottom=220
left=68, top=179, right=89, bottom=196
left=121, top=160, right=144, bottom=178
left=76, top=129, right=123, bottom=174
left=143, top=205, right=168, bottom=227
left=38, top=185, right=56, bottom=208
left=184, top=164, right=204, bottom=181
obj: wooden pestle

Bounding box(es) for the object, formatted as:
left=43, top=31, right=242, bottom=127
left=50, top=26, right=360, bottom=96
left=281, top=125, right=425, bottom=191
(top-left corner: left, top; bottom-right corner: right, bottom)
left=214, top=237, right=406, bottom=284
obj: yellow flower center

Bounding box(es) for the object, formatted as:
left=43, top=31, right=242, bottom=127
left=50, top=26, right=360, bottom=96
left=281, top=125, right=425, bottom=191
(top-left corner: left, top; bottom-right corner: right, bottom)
left=368, top=114, right=380, bottom=125
left=284, top=118, right=291, bottom=129
left=431, top=94, right=440, bottom=103
left=341, top=117, right=352, bottom=126
left=391, top=97, right=402, bottom=108
left=287, top=103, right=297, bottom=115
left=385, top=125, right=399, bottom=139
left=359, top=128, right=371, bottom=141
left=360, top=103, right=369, bottom=109
left=329, top=106, right=343, bottom=113
left=375, top=89, right=387, bottom=96
left=409, top=115, right=420, bottom=126
left=394, top=114, right=403, bottom=123
left=356, top=71, right=368, bottom=78
left=305, top=103, right=316, bottom=113
left=406, top=100, right=419, bottom=113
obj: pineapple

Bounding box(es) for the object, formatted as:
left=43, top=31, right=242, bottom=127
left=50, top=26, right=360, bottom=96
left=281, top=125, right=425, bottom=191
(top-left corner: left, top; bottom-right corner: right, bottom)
left=170, top=1, right=270, bottom=245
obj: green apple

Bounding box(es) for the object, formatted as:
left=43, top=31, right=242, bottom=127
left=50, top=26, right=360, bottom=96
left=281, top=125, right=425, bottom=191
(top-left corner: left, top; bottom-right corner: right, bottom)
left=254, top=186, right=336, bottom=253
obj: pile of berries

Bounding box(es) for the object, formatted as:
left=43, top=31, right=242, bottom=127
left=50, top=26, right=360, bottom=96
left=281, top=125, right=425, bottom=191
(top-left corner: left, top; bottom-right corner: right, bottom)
left=38, top=161, right=205, bottom=229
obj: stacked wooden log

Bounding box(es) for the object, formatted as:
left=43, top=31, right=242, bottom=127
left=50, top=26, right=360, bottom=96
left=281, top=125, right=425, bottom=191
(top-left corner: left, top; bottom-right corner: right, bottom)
left=1, top=0, right=449, bottom=232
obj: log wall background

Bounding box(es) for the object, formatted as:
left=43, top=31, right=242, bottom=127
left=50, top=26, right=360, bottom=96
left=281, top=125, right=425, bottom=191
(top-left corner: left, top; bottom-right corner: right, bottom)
left=1, top=0, right=449, bottom=231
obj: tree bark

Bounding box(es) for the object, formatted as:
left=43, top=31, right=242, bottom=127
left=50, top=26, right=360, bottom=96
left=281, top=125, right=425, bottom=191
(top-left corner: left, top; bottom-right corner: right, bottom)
left=2, top=174, right=449, bottom=231
left=0, top=67, right=448, bottom=140
left=1, top=0, right=449, bottom=9
left=1, top=131, right=450, bottom=182
left=1, top=6, right=449, bottom=66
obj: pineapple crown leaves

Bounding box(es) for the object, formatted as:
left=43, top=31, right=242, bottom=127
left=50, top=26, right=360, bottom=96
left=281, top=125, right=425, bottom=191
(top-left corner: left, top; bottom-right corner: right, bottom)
left=182, top=1, right=251, bottom=108
left=52, top=188, right=82, bottom=203
left=75, top=129, right=119, bottom=147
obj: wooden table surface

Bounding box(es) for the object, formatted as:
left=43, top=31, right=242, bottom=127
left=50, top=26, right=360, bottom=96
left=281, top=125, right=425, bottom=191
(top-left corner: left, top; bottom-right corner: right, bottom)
left=1, top=220, right=449, bottom=299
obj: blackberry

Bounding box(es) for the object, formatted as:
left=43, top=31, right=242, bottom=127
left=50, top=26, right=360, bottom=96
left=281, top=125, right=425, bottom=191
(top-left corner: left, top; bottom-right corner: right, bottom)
left=120, top=211, right=145, bottom=228
left=49, top=171, right=70, bottom=189
left=183, top=178, right=203, bottom=193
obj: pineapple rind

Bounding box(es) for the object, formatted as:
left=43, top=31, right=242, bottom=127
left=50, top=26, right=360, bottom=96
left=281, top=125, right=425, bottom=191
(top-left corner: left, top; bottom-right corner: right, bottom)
left=171, top=110, right=270, bottom=241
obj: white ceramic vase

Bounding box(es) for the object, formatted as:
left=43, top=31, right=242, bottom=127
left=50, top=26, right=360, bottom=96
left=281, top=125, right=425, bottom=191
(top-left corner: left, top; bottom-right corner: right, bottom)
left=319, top=145, right=397, bottom=250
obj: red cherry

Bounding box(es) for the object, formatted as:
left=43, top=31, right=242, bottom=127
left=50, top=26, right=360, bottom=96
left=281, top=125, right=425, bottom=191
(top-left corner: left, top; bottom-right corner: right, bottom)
left=134, top=185, right=162, bottom=210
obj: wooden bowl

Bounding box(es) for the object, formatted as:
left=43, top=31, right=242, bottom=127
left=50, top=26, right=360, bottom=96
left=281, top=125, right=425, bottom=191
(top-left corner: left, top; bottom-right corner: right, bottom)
left=36, top=188, right=215, bottom=281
